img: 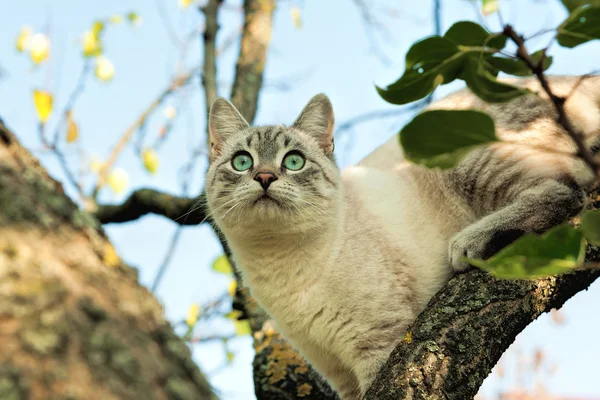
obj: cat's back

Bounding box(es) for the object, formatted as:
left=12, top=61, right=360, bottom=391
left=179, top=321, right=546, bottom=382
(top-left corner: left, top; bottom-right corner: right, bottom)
left=339, top=163, right=472, bottom=303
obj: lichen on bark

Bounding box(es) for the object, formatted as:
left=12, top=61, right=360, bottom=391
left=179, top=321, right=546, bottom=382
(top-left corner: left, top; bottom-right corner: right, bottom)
left=0, top=121, right=217, bottom=399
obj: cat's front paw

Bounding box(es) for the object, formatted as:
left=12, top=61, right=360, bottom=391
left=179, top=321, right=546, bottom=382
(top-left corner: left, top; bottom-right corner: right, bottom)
left=448, top=228, right=490, bottom=273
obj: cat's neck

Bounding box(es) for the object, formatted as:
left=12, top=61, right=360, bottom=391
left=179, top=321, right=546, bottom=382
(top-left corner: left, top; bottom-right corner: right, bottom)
left=224, top=201, right=344, bottom=283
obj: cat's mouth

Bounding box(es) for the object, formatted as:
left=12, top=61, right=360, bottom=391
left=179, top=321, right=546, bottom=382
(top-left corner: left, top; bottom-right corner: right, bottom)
left=252, top=193, right=281, bottom=206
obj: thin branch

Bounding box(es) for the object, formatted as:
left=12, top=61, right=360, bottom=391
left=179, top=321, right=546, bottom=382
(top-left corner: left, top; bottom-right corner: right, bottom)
left=503, top=25, right=599, bottom=176
left=189, top=335, right=237, bottom=344
left=93, top=189, right=206, bottom=225
left=230, top=0, right=276, bottom=123
left=151, top=225, right=184, bottom=292
left=92, top=68, right=200, bottom=198
left=155, top=0, right=184, bottom=48
left=336, top=102, right=425, bottom=137
left=200, top=0, right=223, bottom=148
left=352, top=0, right=393, bottom=65
left=426, top=0, right=442, bottom=105
left=51, top=60, right=92, bottom=147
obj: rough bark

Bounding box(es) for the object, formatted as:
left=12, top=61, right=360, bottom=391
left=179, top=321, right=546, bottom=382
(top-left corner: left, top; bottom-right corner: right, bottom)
left=364, top=242, right=600, bottom=399
left=200, top=0, right=222, bottom=148
left=0, top=121, right=216, bottom=400
left=230, top=0, right=275, bottom=123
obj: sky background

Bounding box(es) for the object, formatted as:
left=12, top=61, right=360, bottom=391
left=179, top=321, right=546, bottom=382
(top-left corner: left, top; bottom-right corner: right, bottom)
left=1, top=0, right=600, bottom=399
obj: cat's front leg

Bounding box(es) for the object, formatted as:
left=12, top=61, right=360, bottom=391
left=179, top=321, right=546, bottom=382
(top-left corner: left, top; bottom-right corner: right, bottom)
left=449, top=178, right=586, bottom=272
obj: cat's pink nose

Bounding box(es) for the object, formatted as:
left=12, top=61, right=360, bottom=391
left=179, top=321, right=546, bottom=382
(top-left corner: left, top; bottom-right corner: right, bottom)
left=254, top=172, right=278, bottom=191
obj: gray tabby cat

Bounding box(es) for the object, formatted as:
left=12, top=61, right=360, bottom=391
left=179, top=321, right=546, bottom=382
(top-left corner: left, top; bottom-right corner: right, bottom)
left=205, top=76, right=600, bottom=399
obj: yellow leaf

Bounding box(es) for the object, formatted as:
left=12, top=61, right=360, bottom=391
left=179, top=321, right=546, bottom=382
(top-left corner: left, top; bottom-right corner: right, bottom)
left=95, top=56, right=115, bottom=82
left=82, top=30, right=102, bottom=57
left=16, top=25, right=33, bottom=52
left=164, top=105, right=176, bottom=119
left=225, top=310, right=243, bottom=321
left=90, top=154, right=104, bottom=173
left=66, top=111, right=79, bottom=143
left=402, top=330, right=413, bottom=344
left=29, top=33, right=50, bottom=64
left=234, top=320, right=252, bottom=336
left=142, top=148, right=160, bottom=174
left=212, top=254, right=233, bottom=275
left=127, top=12, right=143, bottom=26
left=33, top=90, right=53, bottom=123
left=228, top=280, right=237, bottom=297
left=291, top=6, right=302, bottom=29
left=226, top=351, right=235, bottom=363
left=92, top=21, right=105, bottom=36
left=179, top=0, right=194, bottom=8
left=109, top=15, right=123, bottom=24
left=103, top=243, right=121, bottom=267
left=482, top=0, right=499, bottom=15
left=107, top=167, right=129, bottom=194
left=186, top=303, right=201, bottom=327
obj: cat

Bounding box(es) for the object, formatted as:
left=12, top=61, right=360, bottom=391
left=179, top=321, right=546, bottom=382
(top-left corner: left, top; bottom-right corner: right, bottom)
left=204, top=75, right=600, bottom=399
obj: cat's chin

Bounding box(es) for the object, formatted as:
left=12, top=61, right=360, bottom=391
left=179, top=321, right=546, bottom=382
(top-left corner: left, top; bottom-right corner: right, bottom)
left=252, top=193, right=281, bottom=206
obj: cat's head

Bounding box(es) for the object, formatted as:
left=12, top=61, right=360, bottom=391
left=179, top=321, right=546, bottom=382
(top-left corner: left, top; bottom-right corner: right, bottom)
left=205, top=94, right=341, bottom=233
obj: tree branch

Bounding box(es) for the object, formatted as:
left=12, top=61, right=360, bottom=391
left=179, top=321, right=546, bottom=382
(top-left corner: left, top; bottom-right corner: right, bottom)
left=503, top=24, right=600, bottom=176
left=201, top=0, right=222, bottom=147
left=365, top=256, right=600, bottom=399
left=230, top=0, right=275, bottom=123
left=93, top=189, right=205, bottom=225
left=92, top=69, right=200, bottom=198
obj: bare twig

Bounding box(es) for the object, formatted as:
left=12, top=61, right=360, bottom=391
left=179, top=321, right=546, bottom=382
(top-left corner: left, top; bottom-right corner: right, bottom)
left=92, top=68, right=200, bottom=198
left=352, top=0, right=393, bottom=65
left=151, top=225, right=184, bottom=292
left=336, top=102, right=425, bottom=137
left=155, top=0, right=184, bottom=48
left=200, top=0, right=223, bottom=148
left=51, top=61, right=92, bottom=147
left=503, top=25, right=599, bottom=176
left=189, top=334, right=237, bottom=344
left=426, top=0, right=442, bottom=105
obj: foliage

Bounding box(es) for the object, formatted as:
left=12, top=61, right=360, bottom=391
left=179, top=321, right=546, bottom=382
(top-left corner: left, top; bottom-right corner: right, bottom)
left=378, top=1, right=600, bottom=279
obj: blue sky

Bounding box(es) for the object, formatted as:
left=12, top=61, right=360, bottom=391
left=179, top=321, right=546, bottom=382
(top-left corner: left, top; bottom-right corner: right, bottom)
left=2, top=0, right=600, bottom=399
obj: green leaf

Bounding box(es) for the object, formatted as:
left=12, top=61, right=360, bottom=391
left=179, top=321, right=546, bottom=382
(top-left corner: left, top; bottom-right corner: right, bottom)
left=226, top=351, right=235, bottom=363
left=212, top=254, right=233, bottom=275
left=557, top=4, right=600, bottom=48
left=399, top=110, right=497, bottom=168
left=561, top=0, right=600, bottom=12
left=377, top=37, right=464, bottom=105
left=482, top=0, right=499, bottom=15
left=444, top=21, right=507, bottom=49
left=488, top=50, right=553, bottom=77
left=468, top=224, right=584, bottom=279
left=462, top=58, right=529, bottom=103
left=580, top=210, right=600, bottom=246
left=126, top=12, right=142, bottom=26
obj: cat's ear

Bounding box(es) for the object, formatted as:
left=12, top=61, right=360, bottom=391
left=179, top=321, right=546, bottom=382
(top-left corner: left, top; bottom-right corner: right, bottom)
left=292, top=94, right=335, bottom=154
left=208, top=98, right=249, bottom=162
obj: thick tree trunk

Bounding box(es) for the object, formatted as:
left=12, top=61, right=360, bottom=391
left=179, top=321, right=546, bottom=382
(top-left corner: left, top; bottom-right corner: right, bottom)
left=0, top=121, right=216, bottom=400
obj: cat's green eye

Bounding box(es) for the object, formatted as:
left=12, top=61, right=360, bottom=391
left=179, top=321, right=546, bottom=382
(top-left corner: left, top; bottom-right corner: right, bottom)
left=232, top=152, right=253, bottom=171
left=283, top=152, right=306, bottom=171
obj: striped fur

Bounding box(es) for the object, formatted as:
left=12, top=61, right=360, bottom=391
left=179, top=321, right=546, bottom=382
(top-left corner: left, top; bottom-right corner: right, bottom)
left=205, top=76, right=600, bottom=399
